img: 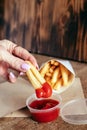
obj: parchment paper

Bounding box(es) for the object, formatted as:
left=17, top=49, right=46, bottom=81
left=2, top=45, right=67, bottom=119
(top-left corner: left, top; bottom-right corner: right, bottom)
left=0, top=76, right=34, bottom=117
left=0, top=77, right=84, bottom=117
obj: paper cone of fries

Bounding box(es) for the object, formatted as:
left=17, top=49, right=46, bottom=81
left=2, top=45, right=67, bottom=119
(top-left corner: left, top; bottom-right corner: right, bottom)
left=39, top=59, right=75, bottom=94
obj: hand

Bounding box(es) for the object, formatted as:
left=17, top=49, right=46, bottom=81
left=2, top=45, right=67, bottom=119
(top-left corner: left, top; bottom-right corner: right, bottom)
left=0, top=39, right=38, bottom=83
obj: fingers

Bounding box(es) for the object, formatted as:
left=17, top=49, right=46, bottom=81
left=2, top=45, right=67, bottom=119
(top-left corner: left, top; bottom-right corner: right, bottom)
left=1, top=50, right=25, bottom=71
left=0, top=44, right=37, bottom=72
left=0, top=61, right=17, bottom=83
left=0, top=39, right=39, bottom=69
left=0, top=39, right=16, bottom=51
left=8, top=72, right=17, bottom=83
left=0, top=39, right=39, bottom=83
left=27, top=54, right=39, bottom=69
left=13, top=45, right=39, bottom=69
left=0, top=61, right=9, bottom=75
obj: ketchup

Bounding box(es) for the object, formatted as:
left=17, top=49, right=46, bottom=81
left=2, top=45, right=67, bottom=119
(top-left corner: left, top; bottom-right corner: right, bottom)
left=35, top=82, right=52, bottom=98
left=29, top=99, right=60, bottom=122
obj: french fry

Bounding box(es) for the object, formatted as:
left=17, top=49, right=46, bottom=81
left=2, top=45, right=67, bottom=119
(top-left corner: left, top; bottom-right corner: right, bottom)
left=45, top=78, right=52, bottom=86
left=54, top=61, right=59, bottom=66
left=45, top=75, right=51, bottom=82
left=39, top=59, right=74, bottom=92
left=53, top=78, right=63, bottom=90
left=45, top=72, right=52, bottom=77
left=26, top=69, right=41, bottom=89
left=50, top=59, right=55, bottom=65
left=26, top=61, right=52, bottom=98
left=49, top=65, right=56, bottom=73
left=51, top=67, right=60, bottom=85
left=60, top=64, right=69, bottom=86
left=26, top=61, right=45, bottom=85
left=39, top=62, right=51, bottom=77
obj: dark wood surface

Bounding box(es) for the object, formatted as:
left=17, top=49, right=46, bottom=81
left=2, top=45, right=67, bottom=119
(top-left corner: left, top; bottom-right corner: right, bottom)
left=0, top=0, right=87, bottom=62
left=0, top=54, right=87, bottom=130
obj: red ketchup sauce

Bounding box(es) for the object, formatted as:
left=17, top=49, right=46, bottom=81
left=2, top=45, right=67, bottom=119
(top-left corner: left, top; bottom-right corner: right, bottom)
left=29, top=99, right=60, bottom=122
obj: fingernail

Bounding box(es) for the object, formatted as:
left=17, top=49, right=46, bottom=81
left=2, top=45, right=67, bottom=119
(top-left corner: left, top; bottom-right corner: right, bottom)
left=21, top=63, right=30, bottom=71
left=36, top=64, right=39, bottom=70
left=19, top=72, right=25, bottom=76
left=9, top=72, right=15, bottom=79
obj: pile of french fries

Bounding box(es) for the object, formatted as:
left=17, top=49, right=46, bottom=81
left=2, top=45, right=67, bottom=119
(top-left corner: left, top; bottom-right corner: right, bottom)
left=39, top=59, right=74, bottom=91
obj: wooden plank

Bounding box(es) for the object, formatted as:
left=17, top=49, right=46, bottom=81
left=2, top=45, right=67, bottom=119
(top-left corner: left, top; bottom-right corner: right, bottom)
left=2, top=0, right=87, bottom=62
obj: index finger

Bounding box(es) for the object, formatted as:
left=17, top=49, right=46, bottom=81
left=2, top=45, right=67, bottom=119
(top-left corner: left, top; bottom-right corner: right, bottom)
left=13, top=46, right=39, bottom=69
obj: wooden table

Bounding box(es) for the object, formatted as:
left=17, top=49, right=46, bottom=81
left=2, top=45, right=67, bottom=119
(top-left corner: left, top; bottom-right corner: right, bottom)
left=0, top=54, right=87, bottom=130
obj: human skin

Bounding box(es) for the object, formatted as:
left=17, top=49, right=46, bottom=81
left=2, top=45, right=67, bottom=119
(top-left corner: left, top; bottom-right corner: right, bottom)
left=0, top=39, right=38, bottom=83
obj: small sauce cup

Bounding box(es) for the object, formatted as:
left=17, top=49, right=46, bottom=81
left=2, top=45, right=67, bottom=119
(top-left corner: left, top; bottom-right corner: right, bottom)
left=26, top=92, right=62, bottom=122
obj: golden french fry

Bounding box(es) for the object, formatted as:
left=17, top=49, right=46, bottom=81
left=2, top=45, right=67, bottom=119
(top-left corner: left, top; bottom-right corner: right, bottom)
left=50, top=59, right=59, bottom=66
left=49, top=65, right=56, bottom=73
left=60, top=64, right=69, bottom=86
left=45, top=72, right=52, bottom=77
left=57, top=69, right=62, bottom=79
left=50, top=59, right=55, bottom=65
left=53, top=78, right=63, bottom=90
left=45, top=78, right=52, bottom=86
left=26, top=69, right=41, bottom=89
left=45, top=75, right=51, bottom=81
left=26, top=61, right=45, bottom=85
left=54, top=61, right=59, bottom=66
left=39, top=59, right=74, bottom=91
left=51, top=67, right=60, bottom=84
left=39, top=62, right=51, bottom=77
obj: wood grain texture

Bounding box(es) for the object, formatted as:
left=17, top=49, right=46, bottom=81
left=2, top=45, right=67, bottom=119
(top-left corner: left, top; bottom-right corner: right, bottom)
left=1, top=0, right=87, bottom=62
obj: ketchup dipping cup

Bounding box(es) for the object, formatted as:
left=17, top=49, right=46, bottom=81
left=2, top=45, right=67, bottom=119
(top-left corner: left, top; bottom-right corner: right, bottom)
left=26, top=92, right=62, bottom=123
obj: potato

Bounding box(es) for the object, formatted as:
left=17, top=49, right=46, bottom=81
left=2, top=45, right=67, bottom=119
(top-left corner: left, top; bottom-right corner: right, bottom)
left=39, top=59, right=74, bottom=91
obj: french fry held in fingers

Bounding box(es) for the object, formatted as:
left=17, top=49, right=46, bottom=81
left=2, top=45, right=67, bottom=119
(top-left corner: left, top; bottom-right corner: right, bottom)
left=26, top=61, right=52, bottom=98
